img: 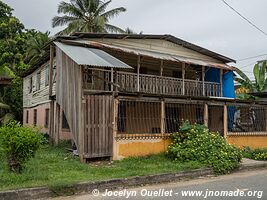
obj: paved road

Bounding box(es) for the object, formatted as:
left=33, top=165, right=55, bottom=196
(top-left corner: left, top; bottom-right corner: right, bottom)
left=52, top=169, right=267, bottom=200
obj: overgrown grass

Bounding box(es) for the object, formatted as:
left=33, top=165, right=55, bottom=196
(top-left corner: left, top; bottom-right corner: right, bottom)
left=0, top=144, right=205, bottom=191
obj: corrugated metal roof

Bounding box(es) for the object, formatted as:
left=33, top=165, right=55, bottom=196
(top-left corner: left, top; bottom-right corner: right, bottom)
left=72, top=40, right=234, bottom=71
left=54, top=42, right=132, bottom=69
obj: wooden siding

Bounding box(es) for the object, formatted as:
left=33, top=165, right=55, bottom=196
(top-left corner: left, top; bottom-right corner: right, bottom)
left=86, top=38, right=224, bottom=63
left=55, top=47, right=83, bottom=153
left=23, top=61, right=56, bottom=108
left=84, top=95, right=113, bottom=158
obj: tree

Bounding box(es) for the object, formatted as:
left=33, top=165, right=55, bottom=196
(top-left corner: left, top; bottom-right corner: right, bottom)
left=235, top=61, right=267, bottom=99
left=52, top=0, right=126, bottom=35
left=25, top=31, right=50, bottom=65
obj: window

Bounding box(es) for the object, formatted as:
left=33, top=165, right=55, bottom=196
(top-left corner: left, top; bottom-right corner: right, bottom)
left=62, top=111, right=70, bottom=130
left=45, top=65, right=49, bottom=86
left=53, top=65, right=56, bottom=83
left=26, top=110, right=29, bottom=124
left=33, top=109, right=37, bottom=125
left=29, top=77, right=33, bottom=93
left=36, top=71, right=41, bottom=91
left=44, top=108, right=49, bottom=128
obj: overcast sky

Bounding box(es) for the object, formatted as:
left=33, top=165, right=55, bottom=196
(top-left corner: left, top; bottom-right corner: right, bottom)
left=3, top=0, right=267, bottom=79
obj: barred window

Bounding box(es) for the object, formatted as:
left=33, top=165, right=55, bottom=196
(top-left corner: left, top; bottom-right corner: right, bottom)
left=33, top=109, right=37, bottom=126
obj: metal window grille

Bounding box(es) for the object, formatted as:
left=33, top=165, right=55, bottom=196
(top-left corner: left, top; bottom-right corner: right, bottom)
left=228, top=104, right=266, bottom=132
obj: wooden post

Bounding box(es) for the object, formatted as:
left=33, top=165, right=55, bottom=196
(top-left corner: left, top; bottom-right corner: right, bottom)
left=137, top=55, right=141, bottom=92
left=55, top=103, right=60, bottom=145
left=202, top=66, right=205, bottom=96
left=204, top=103, right=208, bottom=127
left=220, top=69, right=223, bottom=97
left=110, top=68, right=114, bottom=92
left=160, top=60, right=164, bottom=76
left=49, top=45, right=55, bottom=145
left=182, top=63, right=185, bottom=95
left=80, top=66, right=86, bottom=163
left=223, top=104, right=228, bottom=138
left=114, top=69, right=118, bottom=93
left=160, top=100, right=165, bottom=135
left=112, top=98, right=119, bottom=160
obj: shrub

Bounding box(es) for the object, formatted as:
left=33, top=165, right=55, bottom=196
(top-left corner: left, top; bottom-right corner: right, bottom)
left=0, top=121, right=43, bottom=173
left=167, top=121, right=242, bottom=174
left=242, top=147, right=267, bottom=161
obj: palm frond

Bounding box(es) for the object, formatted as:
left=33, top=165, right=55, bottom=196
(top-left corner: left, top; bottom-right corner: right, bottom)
left=95, top=0, right=112, bottom=16
left=105, top=23, right=125, bottom=33
left=101, top=7, right=126, bottom=20
left=0, top=102, right=10, bottom=110
left=52, top=15, right=80, bottom=27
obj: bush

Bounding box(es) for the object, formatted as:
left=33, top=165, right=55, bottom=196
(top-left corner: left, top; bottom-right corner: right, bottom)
left=242, top=147, right=267, bottom=161
left=0, top=121, right=43, bottom=173
left=167, top=121, right=242, bottom=174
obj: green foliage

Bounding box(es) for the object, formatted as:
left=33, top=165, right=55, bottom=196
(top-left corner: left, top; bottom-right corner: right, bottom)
left=52, top=0, right=127, bottom=35
left=167, top=121, right=242, bottom=174
left=242, top=146, right=267, bottom=161
left=0, top=121, right=43, bottom=173
left=235, top=61, right=267, bottom=99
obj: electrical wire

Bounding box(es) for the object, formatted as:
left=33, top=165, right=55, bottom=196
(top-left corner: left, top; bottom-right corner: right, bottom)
left=221, top=0, right=267, bottom=37
left=237, top=53, right=267, bottom=61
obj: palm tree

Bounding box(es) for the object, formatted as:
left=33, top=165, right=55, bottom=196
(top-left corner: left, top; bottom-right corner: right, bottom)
left=52, top=0, right=126, bottom=35
left=25, top=31, right=50, bottom=65
left=235, top=61, right=267, bottom=99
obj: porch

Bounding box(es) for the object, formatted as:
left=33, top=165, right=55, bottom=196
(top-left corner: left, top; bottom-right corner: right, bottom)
left=83, top=68, right=222, bottom=97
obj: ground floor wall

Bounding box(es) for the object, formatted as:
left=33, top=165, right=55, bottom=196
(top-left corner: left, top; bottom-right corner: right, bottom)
left=113, top=138, right=171, bottom=160
left=227, top=134, right=267, bottom=149
left=23, top=101, right=72, bottom=141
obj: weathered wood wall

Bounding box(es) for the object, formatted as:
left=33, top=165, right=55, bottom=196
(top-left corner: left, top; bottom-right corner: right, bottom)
left=23, top=61, right=56, bottom=108
left=55, top=47, right=83, bottom=152
left=84, top=95, right=113, bottom=158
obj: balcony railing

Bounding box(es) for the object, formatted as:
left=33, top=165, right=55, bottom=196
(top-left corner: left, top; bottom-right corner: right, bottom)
left=83, top=68, right=221, bottom=97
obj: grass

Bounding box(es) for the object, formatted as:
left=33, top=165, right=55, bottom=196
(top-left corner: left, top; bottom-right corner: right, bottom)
left=0, top=144, right=206, bottom=191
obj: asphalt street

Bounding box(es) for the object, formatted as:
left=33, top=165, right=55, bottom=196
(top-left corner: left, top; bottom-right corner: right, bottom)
left=52, top=169, right=267, bottom=200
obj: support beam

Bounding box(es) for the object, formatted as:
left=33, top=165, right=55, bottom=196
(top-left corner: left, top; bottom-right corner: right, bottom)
left=137, top=55, right=141, bottom=92
left=114, top=69, right=118, bottom=93
left=49, top=45, right=55, bottom=97
left=110, top=68, right=114, bottom=92
left=49, top=101, right=55, bottom=145
left=80, top=66, right=86, bottom=163
left=223, top=104, right=228, bottom=138
left=112, top=98, right=119, bottom=160
left=160, top=60, right=164, bottom=76
left=55, top=103, right=60, bottom=145
left=202, top=66, right=205, bottom=96
left=49, top=45, right=55, bottom=145
left=204, top=103, right=208, bottom=127
left=182, top=63, right=185, bottom=95
left=160, top=100, right=165, bottom=135
left=220, top=69, right=223, bottom=97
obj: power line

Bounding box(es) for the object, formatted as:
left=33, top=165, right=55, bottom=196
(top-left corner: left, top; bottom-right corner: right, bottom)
left=237, top=53, right=267, bottom=61
left=238, top=61, right=256, bottom=69
left=221, top=0, right=267, bottom=37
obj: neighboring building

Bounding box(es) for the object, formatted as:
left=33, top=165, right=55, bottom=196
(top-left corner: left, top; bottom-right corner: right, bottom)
left=22, top=33, right=267, bottom=162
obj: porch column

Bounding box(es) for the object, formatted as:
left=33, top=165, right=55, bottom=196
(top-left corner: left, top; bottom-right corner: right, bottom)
left=160, top=59, right=164, bottom=76
left=160, top=100, right=165, bottom=135
left=137, top=55, right=141, bottom=92
left=223, top=104, right=228, bottom=138
left=49, top=45, right=55, bottom=145
left=112, top=98, right=119, bottom=160
left=54, top=103, right=60, bottom=145
left=204, top=103, right=208, bottom=127
left=115, top=69, right=118, bottom=93
left=202, top=66, right=205, bottom=96
left=182, top=63, right=185, bottom=95
left=220, top=69, right=223, bottom=97
left=110, top=68, right=114, bottom=92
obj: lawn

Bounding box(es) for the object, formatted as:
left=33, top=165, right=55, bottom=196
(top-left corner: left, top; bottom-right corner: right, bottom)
left=0, top=143, right=206, bottom=191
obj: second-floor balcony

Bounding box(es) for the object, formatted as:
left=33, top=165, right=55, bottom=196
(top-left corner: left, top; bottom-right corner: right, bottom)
left=83, top=68, right=222, bottom=97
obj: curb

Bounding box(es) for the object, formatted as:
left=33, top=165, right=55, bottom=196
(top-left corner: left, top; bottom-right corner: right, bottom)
left=0, top=168, right=212, bottom=200
left=1, top=162, right=267, bottom=200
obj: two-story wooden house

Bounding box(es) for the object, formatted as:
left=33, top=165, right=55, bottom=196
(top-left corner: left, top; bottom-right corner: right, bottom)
left=22, top=33, right=267, bottom=162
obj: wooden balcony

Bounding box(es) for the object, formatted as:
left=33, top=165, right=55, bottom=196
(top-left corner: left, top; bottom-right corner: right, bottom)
left=83, top=68, right=222, bottom=97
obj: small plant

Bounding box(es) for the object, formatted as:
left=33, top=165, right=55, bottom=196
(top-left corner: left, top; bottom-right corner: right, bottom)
left=167, top=121, right=242, bottom=174
left=242, top=146, right=267, bottom=161
left=0, top=121, right=43, bottom=173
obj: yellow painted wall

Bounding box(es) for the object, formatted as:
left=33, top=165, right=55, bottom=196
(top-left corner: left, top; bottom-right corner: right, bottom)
left=227, top=135, right=267, bottom=149
left=114, top=139, right=171, bottom=160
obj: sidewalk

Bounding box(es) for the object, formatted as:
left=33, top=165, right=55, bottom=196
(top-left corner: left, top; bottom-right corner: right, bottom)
left=0, top=159, right=266, bottom=200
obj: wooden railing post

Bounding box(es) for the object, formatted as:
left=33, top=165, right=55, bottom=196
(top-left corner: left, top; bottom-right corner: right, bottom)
left=223, top=104, right=228, bottom=138
left=112, top=98, right=119, bottom=160
left=220, top=69, right=223, bottom=97
left=110, top=68, right=114, bottom=92
left=202, top=66, right=205, bottom=96
left=182, top=63, right=185, bottom=95
left=137, top=55, right=141, bottom=92
left=161, top=100, right=165, bottom=135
